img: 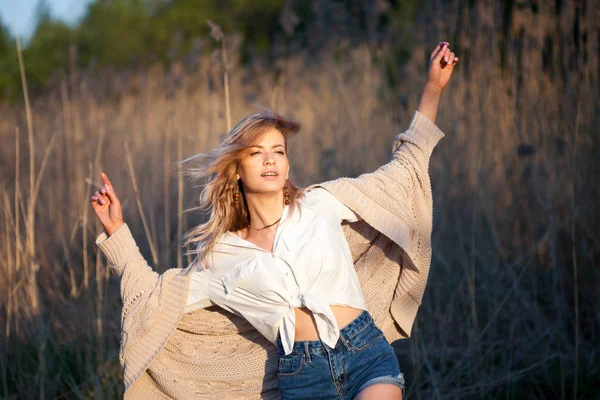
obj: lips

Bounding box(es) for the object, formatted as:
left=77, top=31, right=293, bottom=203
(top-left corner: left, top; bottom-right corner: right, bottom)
left=261, top=170, right=279, bottom=177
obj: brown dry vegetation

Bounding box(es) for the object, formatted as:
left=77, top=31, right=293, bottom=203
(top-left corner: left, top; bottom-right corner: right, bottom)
left=1, top=1, right=599, bottom=399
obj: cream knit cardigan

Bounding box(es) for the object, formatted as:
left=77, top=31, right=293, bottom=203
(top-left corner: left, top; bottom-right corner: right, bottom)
left=96, top=111, right=444, bottom=399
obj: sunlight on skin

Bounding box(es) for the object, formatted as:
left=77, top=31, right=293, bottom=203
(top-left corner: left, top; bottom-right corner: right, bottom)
left=237, top=127, right=290, bottom=239
left=355, top=383, right=403, bottom=400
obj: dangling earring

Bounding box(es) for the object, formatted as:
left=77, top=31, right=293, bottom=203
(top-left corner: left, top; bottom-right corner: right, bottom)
left=232, top=179, right=240, bottom=206
left=283, top=182, right=290, bottom=205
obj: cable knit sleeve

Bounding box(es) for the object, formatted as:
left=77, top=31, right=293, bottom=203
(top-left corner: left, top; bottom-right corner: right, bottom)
left=392, top=111, right=445, bottom=162
left=388, top=111, right=445, bottom=199
left=96, top=224, right=162, bottom=323
left=95, top=223, right=189, bottom=379
left=310, top=111, right=444, bottom=259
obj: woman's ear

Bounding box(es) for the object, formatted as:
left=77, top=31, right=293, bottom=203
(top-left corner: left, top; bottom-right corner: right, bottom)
left=236, top=173, right=240, bottom=180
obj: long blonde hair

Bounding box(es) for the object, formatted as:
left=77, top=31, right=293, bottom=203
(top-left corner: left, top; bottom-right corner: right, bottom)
left=183, top=109, right=302, bottom=268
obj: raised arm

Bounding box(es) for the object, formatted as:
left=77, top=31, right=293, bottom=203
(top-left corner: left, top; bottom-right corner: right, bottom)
left=91, top=173, right=169, bottom=327
left=315, top=41, right=458, bottom=254
left=417, top=41, right=459, bottom=125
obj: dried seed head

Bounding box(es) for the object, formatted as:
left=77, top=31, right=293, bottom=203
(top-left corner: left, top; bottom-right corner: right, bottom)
left=207, top=20, right=224, bottom=42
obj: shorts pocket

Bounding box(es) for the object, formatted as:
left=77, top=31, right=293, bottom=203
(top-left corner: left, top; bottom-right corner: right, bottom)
left=345, top=323, right=384, bottom=353
left=278, top=353, right=306, bottom=377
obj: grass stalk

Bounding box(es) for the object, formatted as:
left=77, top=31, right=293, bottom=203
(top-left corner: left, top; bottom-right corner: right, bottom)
left=3, top=192, right=13, bottom=338
left=80, top=127, right=106, bottom=294
left=177, top=122, right=184, bottom=269
left=571, top=102, right=581, bottom=400
left=62, top=236, right=77, bottom=298
left=95, top=246, right=104, bottom=372
left=1, top=350, right=8, bottom=399
left=12, top=127, right=21, bottom=334
left=16, top=37, right=39, bottom=315
left=125, top=141, right=159, bottom=265
left=411, top=321, right=422, bottom=400
left=82, top=163, right=92, bottom=294
left=30, top=134, right=57, bottom=216
left=208, top=20, right=231, bottom=131
left=163, top=116, right=172, bottom=266
left=469, top=153, right=483, bottom=397
left=222, top=39, right=231, bottom=132
left=150, top=210, right=159, bottom=265
left=14, top=127, right=20, bottom=274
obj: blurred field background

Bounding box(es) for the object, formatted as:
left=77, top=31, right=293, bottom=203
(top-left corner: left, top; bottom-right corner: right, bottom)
left=0, top=0, right=599, bottom=399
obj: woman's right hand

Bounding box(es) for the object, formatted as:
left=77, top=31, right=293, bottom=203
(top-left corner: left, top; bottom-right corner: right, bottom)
left=90, top=172, right=124, bottom=236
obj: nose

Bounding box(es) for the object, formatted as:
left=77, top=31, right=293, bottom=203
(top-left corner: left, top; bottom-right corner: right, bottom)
left=264, top=152, right=275, bottom=165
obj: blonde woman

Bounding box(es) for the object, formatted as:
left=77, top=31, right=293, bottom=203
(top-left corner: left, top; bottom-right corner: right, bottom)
left=91, top=42, right=458, bottom=399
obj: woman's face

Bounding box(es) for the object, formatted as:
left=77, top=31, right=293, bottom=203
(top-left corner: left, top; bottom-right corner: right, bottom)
left=237, top=128, right=289, bottom=196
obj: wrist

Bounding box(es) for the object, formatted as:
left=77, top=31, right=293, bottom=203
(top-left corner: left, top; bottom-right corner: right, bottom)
left=424, top=82, right=443, bottom=97
left=107, top=222, right=124, bottom=236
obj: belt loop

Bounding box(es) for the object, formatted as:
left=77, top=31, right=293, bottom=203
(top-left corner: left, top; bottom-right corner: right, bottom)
left=304, top=342, right=311, bottom=363
left=340, top=332, right=350, bottom=351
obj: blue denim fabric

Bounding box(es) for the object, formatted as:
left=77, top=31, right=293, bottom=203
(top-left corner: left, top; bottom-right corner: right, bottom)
left=276, top=311, right=405, bottom=399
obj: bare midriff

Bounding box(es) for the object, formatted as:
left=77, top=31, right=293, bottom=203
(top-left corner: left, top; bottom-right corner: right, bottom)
left=294, top=305, right=364, bottom=341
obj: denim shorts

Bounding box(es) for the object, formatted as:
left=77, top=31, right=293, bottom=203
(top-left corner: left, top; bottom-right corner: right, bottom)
left=276, top=310, right=405, bottom=399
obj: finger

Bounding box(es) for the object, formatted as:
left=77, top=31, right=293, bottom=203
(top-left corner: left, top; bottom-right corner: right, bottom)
left=443, top=48, right=452, bottom=64
left=94, top=190, right=106, bottom=205
left=103, top=183, right=120, bottom=205
left=100, top=172, right=120, bottom=204
left=431, top=45, right=447, bottom=62
left=433, top=44, right=448, bottom=65
left=430, top=41, right=449, bottom=59
left=101, top=173, right=115, bottom=193
left=90, top=197, right=101, bottom=211
left=447, top=52, right=456, bottom=66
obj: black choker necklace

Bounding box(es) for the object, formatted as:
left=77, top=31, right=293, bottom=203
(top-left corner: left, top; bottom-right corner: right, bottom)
left=248, top=217, right=282, bottom=231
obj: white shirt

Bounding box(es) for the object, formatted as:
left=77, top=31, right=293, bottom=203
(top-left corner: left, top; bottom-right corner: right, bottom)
left=185, top=188, right=367, bottom=355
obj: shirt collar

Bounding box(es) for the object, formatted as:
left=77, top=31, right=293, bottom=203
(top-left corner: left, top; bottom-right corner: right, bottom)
left=216, top=205, right=291, bottom=250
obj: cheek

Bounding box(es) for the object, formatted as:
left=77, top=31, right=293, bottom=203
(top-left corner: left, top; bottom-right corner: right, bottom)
left=238, top=159, right=258, bottom=177
left=237, top=163, right=264, bottom=188
left=283, top=160, right=290, bottom=178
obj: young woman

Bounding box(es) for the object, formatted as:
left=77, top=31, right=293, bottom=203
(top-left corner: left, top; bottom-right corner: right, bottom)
left=91, top=42, right=458, bottom=399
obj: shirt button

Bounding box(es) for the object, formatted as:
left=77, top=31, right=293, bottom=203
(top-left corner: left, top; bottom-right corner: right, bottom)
left=285, top=272, right=289, bottom=276
left=271, top=253, right=275, bottom=259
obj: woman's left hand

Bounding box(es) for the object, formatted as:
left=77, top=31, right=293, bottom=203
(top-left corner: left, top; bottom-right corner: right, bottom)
left=427, top=42, right=459, bottom=93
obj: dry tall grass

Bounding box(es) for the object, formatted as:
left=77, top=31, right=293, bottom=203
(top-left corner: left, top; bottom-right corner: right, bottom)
left=0, top=2, right=598, bottom=399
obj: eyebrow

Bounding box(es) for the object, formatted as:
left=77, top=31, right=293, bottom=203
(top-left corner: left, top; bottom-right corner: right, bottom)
left=251, top=144, right=285, bottom=149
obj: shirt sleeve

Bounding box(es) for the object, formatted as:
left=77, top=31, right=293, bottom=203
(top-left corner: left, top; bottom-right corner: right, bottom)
left=305, top=187, right=361, bottom=223
left=185, top=268, right=215, bottom=313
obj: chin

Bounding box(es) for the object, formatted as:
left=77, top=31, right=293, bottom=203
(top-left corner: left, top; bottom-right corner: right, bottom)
left=247, top=183, right=284, bottom=195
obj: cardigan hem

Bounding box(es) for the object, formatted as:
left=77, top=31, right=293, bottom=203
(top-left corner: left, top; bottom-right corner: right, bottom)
left=123, top=271, right=192, bottom=389
left=389, top=293, right=420, bottom=338
left=125, top=378, right=171, bottom=399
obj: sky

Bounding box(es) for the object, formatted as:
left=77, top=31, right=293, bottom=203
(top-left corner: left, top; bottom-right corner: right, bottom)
left=0, top=0, right=93, bottom=40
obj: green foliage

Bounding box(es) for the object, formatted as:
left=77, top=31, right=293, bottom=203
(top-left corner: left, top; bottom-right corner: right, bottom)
left=0, top=18, right=20, bottom=101
left=24, top=19, right=73, bottom=87
left=77, top=0, right=152, bottom=67
left=148, top=0, right=285, bottom=61
left=1, top=0, right=427, bottom=103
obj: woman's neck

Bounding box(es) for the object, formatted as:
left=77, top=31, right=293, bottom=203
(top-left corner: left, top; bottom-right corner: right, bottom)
left=244, top=192, right=285, bottom=230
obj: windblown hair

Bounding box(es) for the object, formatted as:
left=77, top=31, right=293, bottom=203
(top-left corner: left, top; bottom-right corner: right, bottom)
left=183, top=109, right=302, bottom=268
